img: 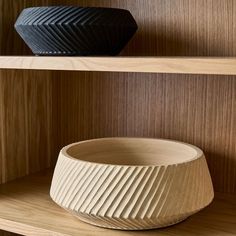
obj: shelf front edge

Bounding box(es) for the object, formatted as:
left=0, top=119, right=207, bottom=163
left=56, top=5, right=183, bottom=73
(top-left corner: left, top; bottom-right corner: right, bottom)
left=1, top=56, right=236, bottom=75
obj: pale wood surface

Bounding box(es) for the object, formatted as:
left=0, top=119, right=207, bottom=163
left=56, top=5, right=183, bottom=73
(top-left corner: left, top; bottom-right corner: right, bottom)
left=54, top=0, right=236, bottom=194
left=0, top=170, right=235, bottom=236
left=51, top=138, right=213, bottom=230
left=0, top=0, right=235, bottom=191
left=56, top=72, right=236, bottom=194
left=0, top=0, right=58, bottom=189
left=2, top=57, right=236, bottom=75
left=1, top=0, right=236, bottom=234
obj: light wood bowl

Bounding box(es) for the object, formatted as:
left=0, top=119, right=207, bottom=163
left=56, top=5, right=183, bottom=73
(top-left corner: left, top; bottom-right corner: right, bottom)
left=50, top=138, right=214, bottom=230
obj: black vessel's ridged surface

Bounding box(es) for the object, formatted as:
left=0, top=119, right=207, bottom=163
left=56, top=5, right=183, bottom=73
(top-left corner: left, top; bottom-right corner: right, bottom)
left=14, top=6, right=138, bottom=56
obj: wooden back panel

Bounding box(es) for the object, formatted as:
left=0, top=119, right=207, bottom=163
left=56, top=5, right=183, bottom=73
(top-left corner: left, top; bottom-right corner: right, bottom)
left=0, top=0, right=236, bottom=194
left=55, top=0, right=236, bottom=193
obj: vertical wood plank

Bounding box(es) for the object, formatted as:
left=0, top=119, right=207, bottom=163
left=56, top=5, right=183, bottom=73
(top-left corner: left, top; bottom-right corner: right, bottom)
left=0, top=0, right=236, bottom=221
left=0, top=70, right=54, bottom=183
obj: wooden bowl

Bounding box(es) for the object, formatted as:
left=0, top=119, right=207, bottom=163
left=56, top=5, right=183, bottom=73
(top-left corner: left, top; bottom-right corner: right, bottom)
left=14, top=6, right=138, bottom=56
left=50, top=138, right=214, bottom=230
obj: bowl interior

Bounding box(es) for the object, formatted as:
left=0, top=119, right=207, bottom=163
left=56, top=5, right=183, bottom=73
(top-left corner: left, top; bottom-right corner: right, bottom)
left=65, top=138, right=201, bottom=166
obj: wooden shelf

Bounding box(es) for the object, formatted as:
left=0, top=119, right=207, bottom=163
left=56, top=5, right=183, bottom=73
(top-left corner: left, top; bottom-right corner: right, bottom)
left=1, top=56, right=236, bottom=75
left=0, top=171, right=235, bottom=236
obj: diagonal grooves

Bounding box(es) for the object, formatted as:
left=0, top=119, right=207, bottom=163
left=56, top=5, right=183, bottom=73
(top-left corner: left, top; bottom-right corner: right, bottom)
left=18, top=8, right=42, bottom=25
left=50, top=158, right=64, bottom=194
left=22, top=8, right=75, bottom=53
left=62, top=8, right=85, bottom=25
left=79, top=167, right=116, bottom=214
left=120, top=167, right=154, bottom=219
left=24, top=8, right=49, bottom=25
left=65, top=24, right=92, bottom=52
left=83, top=168, right=124, bottom=214
left=95, top=167, right=138, bottom=217
left=151, top=165, right=178, bottom=218
left=54, top=28, right=84, bottom=53
left=64, top=9, right=96, bottom=52
left=16, top=6, right=137, bottom=55
left=46, top=24, right=73, bottom=52
left=79, top=10, right=107, bottom=51
left=75, top=165, right=110, bottom=211
left=90, top=167, right=130, bottom=215
left=52, top=157, right=73, bottom=190
left=16, top=23, right=51, bottom=52
left=178, top=162, right=192, bottom=214
left=67, top=164, right=96, bottom=209
left=134, top=166, right=164, bottom=219
left=84, top=10, right=112, bottom=51
left=35, top=7, right=67, bottom=25
left=42, top=7, right=77, bottom=52
left=30, top=24, right=63, bottom=52
left=74, top=8, right=94, bottom=24
left=61, top=162, right=90, bottom=208
left=73, top=10, right=104, bottom=52
left=53, top=161, right=78, bottom=202
left=59, top=162, right=86, bottom=205
left=79, top=8, right=108, bottom=48
left=196, top=159, right=204, bottom=209
left=71, top=165, right=106, bottom=210
left=196, top=159, right=205, bottom=210
left=37, top=24, right=68, bottom=52
left=129, top=166, right=160, bottom=218
left=50, top=152, right=213, bottom=229
left=112, top=167, right=149, bottom=218
left=179, top=162, right=195, bottom=214
left=55, top=161, right=79, bottom=204
left=139, top=166, right=168, bottom=219
left=51, top=158, right=75, bottom=199
left=73, top=165, right=106, bottom=211
left=62, top=10, right=95, bottom=51
left=104, top=167, right=142, bottom=218
left=187, top=160, right=199, bottom=213
left=145, top=166, right=173, bottom=218
left=48, top=8, right=86, bottom=52
left=159, top=164, right=185, bottom=218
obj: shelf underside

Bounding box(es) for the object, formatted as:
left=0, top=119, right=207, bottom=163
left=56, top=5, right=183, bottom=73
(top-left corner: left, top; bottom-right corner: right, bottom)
left=1, top=57, right=236, bottom=75
left=0, top=170, right=235, bottom=236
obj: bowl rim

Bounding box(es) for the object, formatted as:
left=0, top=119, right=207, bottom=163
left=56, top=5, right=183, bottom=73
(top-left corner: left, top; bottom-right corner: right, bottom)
left=21, top=5, right=131, bottom=13
left=60, top=137, right=204, bottom=167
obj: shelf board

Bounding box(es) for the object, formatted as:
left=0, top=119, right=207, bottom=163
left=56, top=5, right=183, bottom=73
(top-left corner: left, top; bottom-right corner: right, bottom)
left=0, top=171, right=235, bottom=236
left=1, top=56, right=236, bottom=75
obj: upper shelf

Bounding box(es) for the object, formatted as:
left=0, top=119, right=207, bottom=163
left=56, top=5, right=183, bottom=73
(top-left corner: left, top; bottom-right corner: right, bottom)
left=1, top=56, right=236, bottom=75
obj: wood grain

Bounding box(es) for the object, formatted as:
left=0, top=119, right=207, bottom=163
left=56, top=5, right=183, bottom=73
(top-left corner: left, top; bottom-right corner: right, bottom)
left=0, top=0, right=236, bottom=235
left=2, top=56, right=236, bottom=75
left=0, top=1, right=236, bottom=235
left=0, top=0, right=58, bottom=190
left=56, top=72, right=236, bottom=194
left=0, top=0, right=235, bottom=191
left=54, top=0, right=236, bottom=193
left=51, top=138, right=214, bottom=230
left=0, top=70, right=54, bottom=183
left=0, top=170, right=235, bottom=236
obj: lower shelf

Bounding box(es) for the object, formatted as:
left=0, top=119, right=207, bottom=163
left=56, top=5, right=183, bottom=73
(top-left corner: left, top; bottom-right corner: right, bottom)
left=0, top=171, right=235, bottom=236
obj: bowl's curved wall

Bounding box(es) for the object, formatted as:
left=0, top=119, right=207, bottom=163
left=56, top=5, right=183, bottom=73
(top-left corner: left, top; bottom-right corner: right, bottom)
left=50, top=138, right=214, bottom=230
left=14, top=6, right=138, bottom=56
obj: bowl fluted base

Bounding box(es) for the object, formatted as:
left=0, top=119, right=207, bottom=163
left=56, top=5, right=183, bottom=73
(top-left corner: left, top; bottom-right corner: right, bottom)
left=71, top=211, right=190, bottom=230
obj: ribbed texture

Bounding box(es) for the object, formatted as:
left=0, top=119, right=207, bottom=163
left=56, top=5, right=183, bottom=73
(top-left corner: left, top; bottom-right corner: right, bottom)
left=14, top=6, right=138, bottom=56
left=50, top=152, right=214, bottom=230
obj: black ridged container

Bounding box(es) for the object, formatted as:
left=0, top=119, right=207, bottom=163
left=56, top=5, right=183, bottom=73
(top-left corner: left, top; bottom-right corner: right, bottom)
left=14, top=6, right=138, bottom=56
